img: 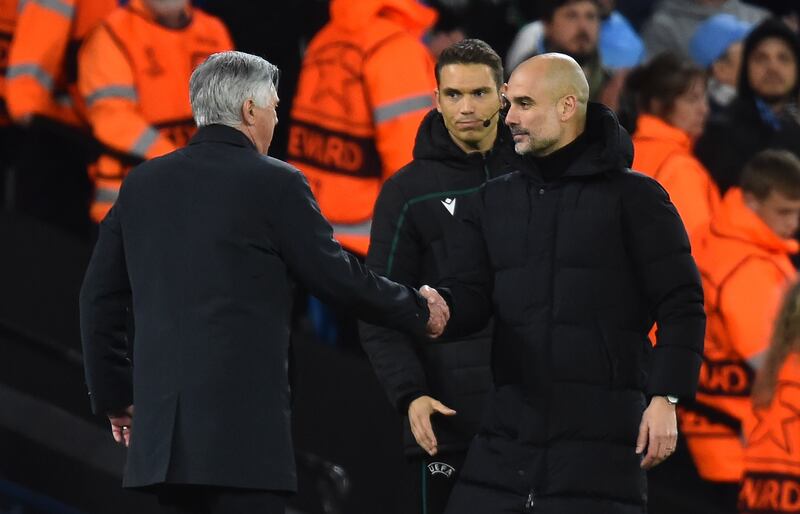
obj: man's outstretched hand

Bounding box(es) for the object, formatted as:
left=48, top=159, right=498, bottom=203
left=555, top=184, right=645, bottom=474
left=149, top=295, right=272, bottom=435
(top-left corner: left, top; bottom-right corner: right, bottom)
left=420, top=285, right=449, bottom=337
left=409, top=395, right=457, bottom=456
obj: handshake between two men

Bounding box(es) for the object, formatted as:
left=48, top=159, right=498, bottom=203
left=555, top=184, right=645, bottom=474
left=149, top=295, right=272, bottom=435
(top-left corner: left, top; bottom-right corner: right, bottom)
left=420, top=285, right=450, bottom=338
left=412, top=285, right=459, bottom=457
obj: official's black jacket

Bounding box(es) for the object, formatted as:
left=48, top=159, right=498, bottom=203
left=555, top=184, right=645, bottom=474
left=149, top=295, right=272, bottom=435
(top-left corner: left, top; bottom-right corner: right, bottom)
left=360, top=110, right=523, bottom=455
left=80, top=125, right=430, bottom=492
left=441, top=103, right=705, bottom=514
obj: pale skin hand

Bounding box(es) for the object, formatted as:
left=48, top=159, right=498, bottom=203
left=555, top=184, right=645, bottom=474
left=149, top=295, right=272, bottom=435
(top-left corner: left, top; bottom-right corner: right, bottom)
left=408, top=395, right=457, bottom=456
left=636, top=396, right=678, bottom=469
left=420, top=285, right=450, bottom=338
left=108, top=405, right=134, bottom=447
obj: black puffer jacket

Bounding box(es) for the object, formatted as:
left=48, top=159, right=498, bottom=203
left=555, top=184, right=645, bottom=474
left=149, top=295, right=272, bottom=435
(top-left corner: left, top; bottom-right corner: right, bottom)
left=360, top=110, right=523, bottom=456
left=441, top=103, right=705, bottom=513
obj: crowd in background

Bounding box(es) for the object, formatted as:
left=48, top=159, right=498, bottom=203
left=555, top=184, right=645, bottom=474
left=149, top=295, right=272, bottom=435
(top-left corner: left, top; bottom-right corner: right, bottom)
left=3, top=0, right=800, bottom=513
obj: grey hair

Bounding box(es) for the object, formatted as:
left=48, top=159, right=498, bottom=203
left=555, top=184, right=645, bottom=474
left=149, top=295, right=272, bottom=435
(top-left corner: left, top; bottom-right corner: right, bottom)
left=190, top=51, right=279, bottom=128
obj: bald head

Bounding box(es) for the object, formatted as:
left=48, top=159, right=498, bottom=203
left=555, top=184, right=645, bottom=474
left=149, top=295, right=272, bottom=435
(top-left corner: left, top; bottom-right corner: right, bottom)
left=504, top=53, right=590, bottom=156
left=515, top=53, right=589, bottom=112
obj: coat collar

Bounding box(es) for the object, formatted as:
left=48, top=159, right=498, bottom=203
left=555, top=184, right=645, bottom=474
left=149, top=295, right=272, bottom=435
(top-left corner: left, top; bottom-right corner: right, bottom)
left=633, top=114, right=692, bottom=151
left=189, top=124, right=258, bottom=152
left=520, top=102, right=634, bottom=181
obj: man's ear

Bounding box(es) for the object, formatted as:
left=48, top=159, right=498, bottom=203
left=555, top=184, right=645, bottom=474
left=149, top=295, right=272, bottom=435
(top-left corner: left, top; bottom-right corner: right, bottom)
left=560, top=94, right=577, bottom=120
left=242, top=99, right=255, bottom=125
left=434, top=89, right=442, bottom=113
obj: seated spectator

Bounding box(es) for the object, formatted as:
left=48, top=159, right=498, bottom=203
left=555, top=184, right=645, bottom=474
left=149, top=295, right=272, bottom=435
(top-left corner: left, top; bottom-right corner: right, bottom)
left=629, top=53, right=720, bottom=239
left=689, top=14, right=753, bottom=113
left=743, top=279, right=800, bottom=514
left=682, top=149, right=800, bottom=514
left=503, top=0, right=624, bottom=109
left=642, top=0, right=767, bottom=59
left=696, top=18, right=800, bottom=194
left=597, top=0, right=645, bottom=70
left=507, top=0, right=644, bottom=73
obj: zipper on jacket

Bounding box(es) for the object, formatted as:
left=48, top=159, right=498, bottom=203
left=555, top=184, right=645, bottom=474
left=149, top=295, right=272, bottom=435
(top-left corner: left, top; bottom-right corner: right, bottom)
left=524, top=490, right=535, bottom=512
left=483, top=161, right=491, bottom=181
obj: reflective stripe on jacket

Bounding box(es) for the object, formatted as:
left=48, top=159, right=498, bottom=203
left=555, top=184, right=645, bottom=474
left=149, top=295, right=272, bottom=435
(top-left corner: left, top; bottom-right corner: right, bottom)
left=6, top=0, right=115, bottom=125
left=287, top=0, right=436, bottom=255
left=78, top=0, right=233, bottom=222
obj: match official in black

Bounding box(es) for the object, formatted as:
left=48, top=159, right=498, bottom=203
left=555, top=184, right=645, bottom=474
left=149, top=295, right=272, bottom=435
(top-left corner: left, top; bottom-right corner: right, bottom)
left=360, top=39, right=522, bottom=514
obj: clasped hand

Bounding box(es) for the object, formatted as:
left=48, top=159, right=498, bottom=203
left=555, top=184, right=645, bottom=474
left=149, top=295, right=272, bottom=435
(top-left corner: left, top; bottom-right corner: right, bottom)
left=420, top=285, right=449, bottom=337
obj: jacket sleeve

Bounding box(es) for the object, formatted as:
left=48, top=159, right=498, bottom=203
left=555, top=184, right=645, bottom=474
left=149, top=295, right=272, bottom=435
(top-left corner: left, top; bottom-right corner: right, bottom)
left=359, top=179, right=430, bottom=414
left=6, top=0, right=75, bottom=121
left=273, top=168, right=430, bottom=337
left=79, top=202, right=134, bottom=415
left=78, top=24, right=176, bottom=162
left=719, top=258, right=792, bottom=367
left=363, top=35, right=435, bottom=179
left=438, top=192, right=494, bottom=337
left=621, top=175, right=705, bottom=399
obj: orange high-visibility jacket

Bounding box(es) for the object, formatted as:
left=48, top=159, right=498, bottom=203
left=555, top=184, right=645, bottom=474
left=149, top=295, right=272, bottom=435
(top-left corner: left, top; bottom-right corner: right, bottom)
left=681, top=188, right=798, bottom=483
left=287, top=0, right=437, bottom=255
left=78, top=0, right=233, bottom=222
left=740, top=353, right=800, bottom=514
left=0, top=0, right=19, bottom=125
left=6, top=0, right=115, bottom=125
left=632, top=114, right=721, bottom=241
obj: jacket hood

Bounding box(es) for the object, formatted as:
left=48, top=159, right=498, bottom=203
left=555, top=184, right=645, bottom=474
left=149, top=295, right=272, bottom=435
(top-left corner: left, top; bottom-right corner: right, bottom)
left=738, top=17, right=800, bottom=102
left=560, top=102, right=634, bottom=177
left=412, top=109, right=518, bottom=169
left=329, top=0, right=437, bottom=37
left=633, top=114, right=692, bottom=151
left=712, top=187, right=800, bottom=254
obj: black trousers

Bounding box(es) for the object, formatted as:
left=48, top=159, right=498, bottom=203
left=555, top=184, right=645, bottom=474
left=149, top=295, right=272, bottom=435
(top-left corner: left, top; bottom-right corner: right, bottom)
left=399, top=451, right=466, bottom=514
left=156, top=485, right=287, bottom=514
